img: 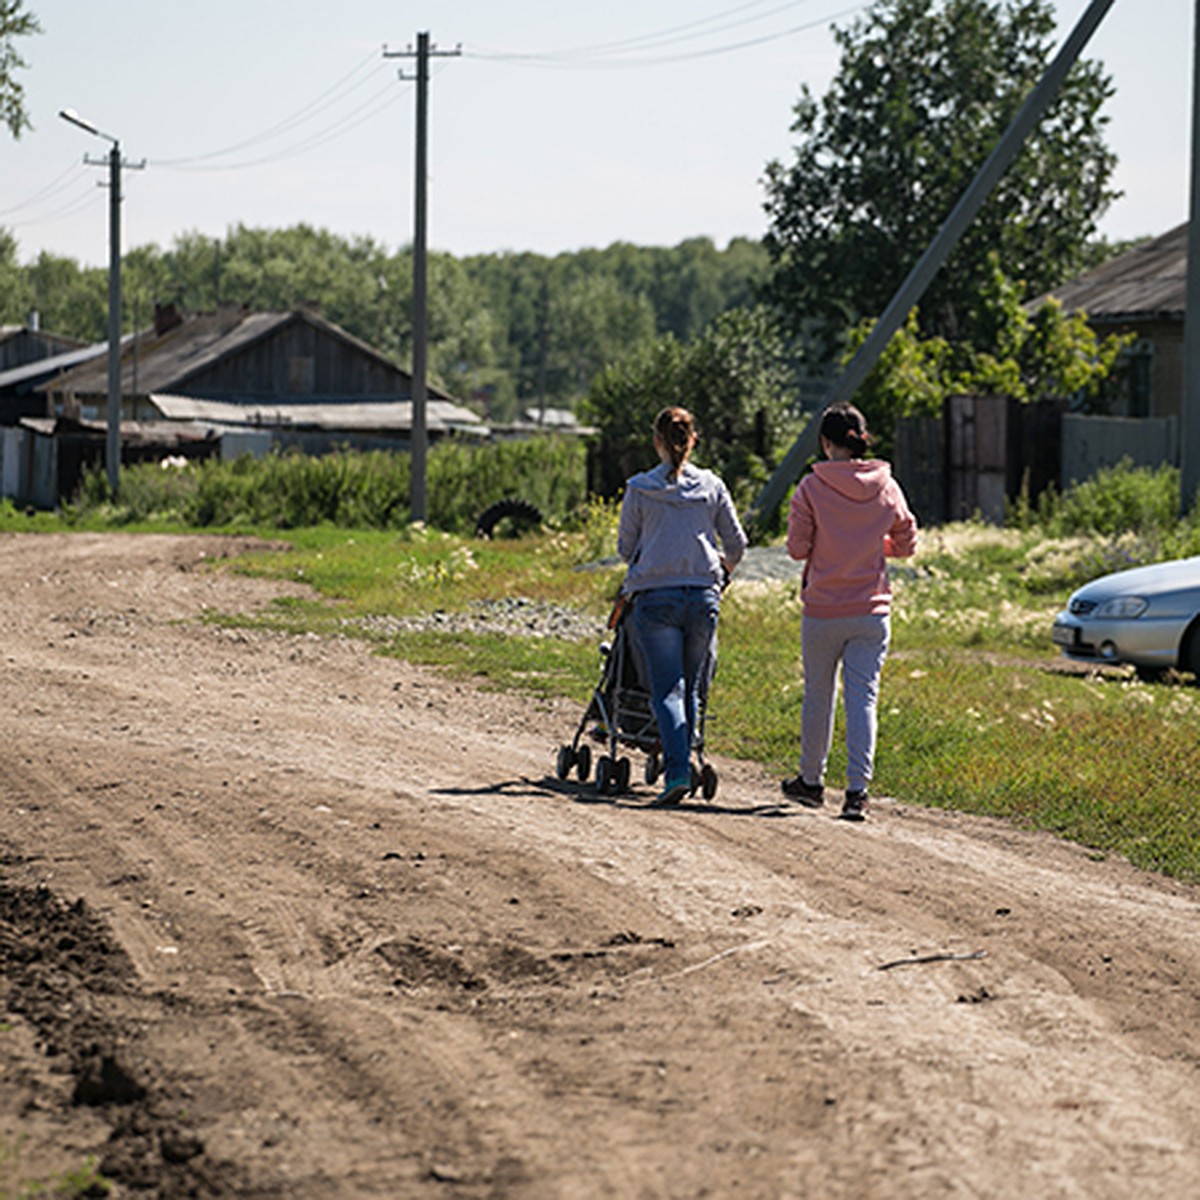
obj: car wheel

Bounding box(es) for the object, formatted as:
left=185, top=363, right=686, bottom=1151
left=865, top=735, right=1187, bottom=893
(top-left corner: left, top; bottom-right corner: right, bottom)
left=1179, top=619, right=1200, bottom=682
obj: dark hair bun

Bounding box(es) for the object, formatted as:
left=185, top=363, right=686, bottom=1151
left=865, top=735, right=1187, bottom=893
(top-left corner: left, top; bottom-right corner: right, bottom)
left=819, top=402, right=872, bottom=454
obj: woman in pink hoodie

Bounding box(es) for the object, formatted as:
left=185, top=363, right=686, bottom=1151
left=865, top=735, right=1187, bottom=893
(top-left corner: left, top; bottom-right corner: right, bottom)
left=783, top=402, right=917, bottom=821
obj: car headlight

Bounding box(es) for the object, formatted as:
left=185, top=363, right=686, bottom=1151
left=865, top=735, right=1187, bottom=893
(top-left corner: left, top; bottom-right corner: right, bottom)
left=1095, top=596, right=1148, bottom=618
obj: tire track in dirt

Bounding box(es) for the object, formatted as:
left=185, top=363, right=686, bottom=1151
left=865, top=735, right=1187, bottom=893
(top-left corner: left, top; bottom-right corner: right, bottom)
left=2, top=533, right=1200, bottom=1197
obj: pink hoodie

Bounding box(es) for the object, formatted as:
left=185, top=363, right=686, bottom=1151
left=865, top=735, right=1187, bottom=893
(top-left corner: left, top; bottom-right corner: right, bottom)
left=787, top=459, right=918, bottom=617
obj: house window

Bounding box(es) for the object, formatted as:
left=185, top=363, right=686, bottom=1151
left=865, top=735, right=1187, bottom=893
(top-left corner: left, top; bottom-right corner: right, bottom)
left=288, top=355, right=315, bottom=395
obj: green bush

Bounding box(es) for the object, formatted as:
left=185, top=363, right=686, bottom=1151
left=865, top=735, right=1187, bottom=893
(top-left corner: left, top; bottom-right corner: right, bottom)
left=1032, top=459, right=1181, bottom=538
left=1017, top=459, right=1200, bottom=575
left=69, top=438, right=589, bottom=533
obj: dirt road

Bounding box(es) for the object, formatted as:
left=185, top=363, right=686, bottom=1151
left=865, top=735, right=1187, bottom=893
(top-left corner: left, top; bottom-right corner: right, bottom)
left=2, top=532, right=1198, bottom=1198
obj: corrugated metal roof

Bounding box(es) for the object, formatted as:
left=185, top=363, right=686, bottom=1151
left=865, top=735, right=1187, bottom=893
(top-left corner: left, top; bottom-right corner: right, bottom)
left=18, top=415, right=217, bottom=446
left=149, top=393, right=484, bottom=433
left=0, top=340, right=112, bottom=390
left=1039, top=223, right=1187, bottom=322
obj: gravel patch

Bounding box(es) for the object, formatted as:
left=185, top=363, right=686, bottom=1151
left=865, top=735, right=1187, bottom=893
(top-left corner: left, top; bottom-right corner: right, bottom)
left=347, top=597, right=607, bottom=643
left=343, top=548, right=800, bottom=643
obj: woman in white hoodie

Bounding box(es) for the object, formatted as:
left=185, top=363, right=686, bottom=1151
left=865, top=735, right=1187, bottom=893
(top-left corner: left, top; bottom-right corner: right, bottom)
left=618, top=407, right=747, bottom=805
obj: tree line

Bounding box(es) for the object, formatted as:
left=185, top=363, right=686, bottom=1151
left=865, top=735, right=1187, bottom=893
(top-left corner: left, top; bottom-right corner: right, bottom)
left=3, top=0, right=1146, bottom=521
left=0, top=225, right=769, bottom=425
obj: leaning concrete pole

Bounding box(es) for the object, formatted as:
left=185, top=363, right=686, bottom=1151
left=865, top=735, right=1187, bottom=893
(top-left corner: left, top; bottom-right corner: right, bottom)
left=1182, top=0, right=1200, bottom=517
left=744, top=0, right=1118, bottom=534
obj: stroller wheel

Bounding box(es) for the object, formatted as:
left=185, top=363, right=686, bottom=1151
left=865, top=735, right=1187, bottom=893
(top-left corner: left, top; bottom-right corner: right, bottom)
left=689, top=762, right=701, bottom=796
left=575, top=742, right=592, bottom=783
left=643, top=754, right=660, bottom=786
left=555, top=744, right=574, bottom=781
left=615, top=756, right=631, bottom=793
left=595, top=756, right=613, bottom=794
left=700, top=762, right=719, bottom=800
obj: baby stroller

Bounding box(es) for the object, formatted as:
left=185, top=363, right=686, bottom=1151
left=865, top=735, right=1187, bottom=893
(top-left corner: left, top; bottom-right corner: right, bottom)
left=554, top=593, right=720, bottom=800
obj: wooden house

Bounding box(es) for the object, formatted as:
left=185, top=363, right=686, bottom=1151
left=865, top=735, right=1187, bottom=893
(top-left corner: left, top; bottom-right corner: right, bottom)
left=1037, top=223, right=1186, bottom=420
left=0, top=323, right=85, bottom=373
left=38, top=303, right=484, bottom=453
left=0, top=324, right=94, bottom=426
left=5, top=305, right=484, bottom=507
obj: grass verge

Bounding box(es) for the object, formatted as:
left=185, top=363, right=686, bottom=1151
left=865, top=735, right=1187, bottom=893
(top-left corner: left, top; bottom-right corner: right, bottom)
left=208, top=518, right=1200, bottom=883
left=5, top=499, right=1198, bottom=882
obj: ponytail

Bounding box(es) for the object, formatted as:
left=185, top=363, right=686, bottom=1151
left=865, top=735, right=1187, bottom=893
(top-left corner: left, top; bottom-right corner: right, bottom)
left=654, top=406, right=696, bottom=476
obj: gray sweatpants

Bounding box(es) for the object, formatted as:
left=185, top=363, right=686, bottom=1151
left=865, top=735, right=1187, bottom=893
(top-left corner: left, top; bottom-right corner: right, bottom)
left=800, top=612, right=890, bottom=794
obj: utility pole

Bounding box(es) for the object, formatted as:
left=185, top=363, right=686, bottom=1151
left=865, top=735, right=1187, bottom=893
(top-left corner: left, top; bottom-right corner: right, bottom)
left=1182, top=0, right=1200, bottom=516
left=385, top=33, right=461, bottom=524
left=60, top=110, right=144, bottom=497
left=742, top=0, right=1117, bottom=533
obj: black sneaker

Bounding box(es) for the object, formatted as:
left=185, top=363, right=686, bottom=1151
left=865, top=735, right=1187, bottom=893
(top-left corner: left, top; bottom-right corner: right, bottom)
left=839, top=790, right=868, bottom=822
left=781, top=775, right=824, bottom=808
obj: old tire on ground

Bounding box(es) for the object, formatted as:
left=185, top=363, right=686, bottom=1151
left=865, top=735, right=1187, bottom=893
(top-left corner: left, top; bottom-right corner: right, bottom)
left=474, top=498, right=543, bottom=539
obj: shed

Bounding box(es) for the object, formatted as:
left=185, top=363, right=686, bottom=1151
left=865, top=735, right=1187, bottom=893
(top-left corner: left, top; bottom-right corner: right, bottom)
left=0, top=324, right=85, bottom=373
left=149, top=393, right=487, bottom=457
left=2, top=416, right=218, bottom=510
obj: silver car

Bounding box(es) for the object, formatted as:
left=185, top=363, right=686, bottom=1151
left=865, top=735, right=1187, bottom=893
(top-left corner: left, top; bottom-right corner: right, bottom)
left=1052, top=556, right=1200, bottom=679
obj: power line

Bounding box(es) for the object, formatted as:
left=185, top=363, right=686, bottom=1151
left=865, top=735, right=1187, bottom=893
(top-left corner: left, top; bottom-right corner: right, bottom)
left=473, top=0, right=809, bottom=60
left=467, top=0, right=868, bottom=67
left=6, top=178, right=104, bottom=228
left=0, top=163, right=89, bottom=216
left=154, top=80, right=408, bottom=173
left=150, top=49, right=391, bottom=168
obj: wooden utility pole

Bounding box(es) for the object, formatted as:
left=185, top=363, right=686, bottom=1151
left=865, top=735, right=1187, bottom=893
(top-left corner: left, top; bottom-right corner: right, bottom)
left=385, top=33, right=460, bottom=524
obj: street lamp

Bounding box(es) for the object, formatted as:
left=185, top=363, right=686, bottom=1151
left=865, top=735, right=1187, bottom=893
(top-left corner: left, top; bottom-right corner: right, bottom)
left=60, top=107, right=125, bottom=497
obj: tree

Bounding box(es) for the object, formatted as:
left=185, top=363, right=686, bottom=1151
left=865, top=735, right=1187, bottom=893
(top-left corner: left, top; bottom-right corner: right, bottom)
left=24, top=251, right=106, bottom=338
left=581, top=307, right=794, bottom=508
left=844, top=256, right=1132, bottom=450
left=762, top=0, right=1118, bottom=359
left=547, top=275, right=656, bottom=399
left=0, top=227, right=32, bottom=321
left=1, top=1, right=40, bottom=138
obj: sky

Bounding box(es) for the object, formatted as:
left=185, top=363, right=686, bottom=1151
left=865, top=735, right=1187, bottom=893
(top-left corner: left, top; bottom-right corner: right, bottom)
left=0, top=0, right=1194, bottom=270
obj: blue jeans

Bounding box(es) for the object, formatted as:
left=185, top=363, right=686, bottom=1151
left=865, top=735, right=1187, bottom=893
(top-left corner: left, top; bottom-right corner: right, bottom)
left=631, top=586, right=720, bottom=785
